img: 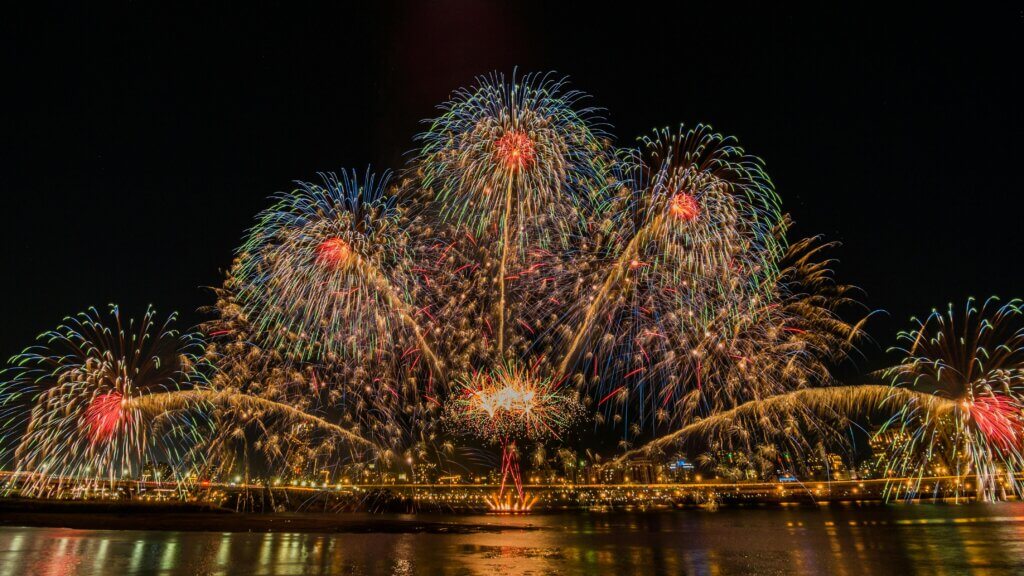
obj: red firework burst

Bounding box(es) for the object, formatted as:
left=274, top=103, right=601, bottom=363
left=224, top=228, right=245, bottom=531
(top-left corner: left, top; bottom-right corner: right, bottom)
left=494, top=130, right=536, bottom=172
left=85, top=392, right=124, bottom=444
left=669, top=192, right=700, bottom=222
left=969, top=395, right=1023, bottom=452
left=316, top=237, right=352, bottom=269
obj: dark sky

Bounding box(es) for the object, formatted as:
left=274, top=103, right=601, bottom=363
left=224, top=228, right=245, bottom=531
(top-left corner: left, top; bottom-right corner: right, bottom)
left=3, top=3, right=1021, bottom=372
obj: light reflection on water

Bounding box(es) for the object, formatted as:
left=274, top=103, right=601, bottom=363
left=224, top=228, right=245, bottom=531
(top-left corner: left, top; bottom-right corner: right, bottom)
left=2, top=503, right=1024, bottom=575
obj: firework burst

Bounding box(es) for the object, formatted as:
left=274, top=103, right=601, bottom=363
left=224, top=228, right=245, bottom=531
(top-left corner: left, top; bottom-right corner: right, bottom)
left=444, top=361, right=583, bottom=508
left=0, top=305, right=211, bottom=496
left=559, top=128, right=826, bottom=443
left=444, top=362, right=583, bottom=445
left=561, top=125, right=785, bottom=378
left=235, top=170, right=441, bottom=379
left=878, top=297, right=1024, bottom=500
left=415, top=72, right=612, bottom=356
left=416, top=71, right=609, bottom=247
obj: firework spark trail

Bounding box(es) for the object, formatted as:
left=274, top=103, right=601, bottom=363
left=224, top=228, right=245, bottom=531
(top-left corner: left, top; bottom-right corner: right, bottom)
left=0, top=305, right=212, bottom=496
left=497, top=176, right=515, bottom=352
left=613, top=385, right=953, bottom=464
left=235, top=169, right=443, bottom=382
left=876, top=297, right=1024, bottom=501
left=130, top=390, right=375, bottom=448
left=559, top=212, right=668, bottom=376
left=415, top=71, right=611, bottom=362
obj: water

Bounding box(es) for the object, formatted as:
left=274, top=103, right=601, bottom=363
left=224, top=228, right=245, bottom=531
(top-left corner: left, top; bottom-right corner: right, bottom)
left=2, top=503, right=1024, bottom=575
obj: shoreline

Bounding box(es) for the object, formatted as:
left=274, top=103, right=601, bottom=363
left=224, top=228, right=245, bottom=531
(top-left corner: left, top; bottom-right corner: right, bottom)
left=0, top=500, right=533, bottom=535
left=0, top=496, right=986, bottom=535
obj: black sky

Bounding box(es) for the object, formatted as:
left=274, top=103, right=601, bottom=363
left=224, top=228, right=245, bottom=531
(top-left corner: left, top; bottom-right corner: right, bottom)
left=3, top=3, right=1021, bottom=371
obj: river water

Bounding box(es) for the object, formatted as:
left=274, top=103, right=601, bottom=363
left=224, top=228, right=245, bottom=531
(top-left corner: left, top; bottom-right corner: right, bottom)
left=1, top=503, right=1023, bottom=575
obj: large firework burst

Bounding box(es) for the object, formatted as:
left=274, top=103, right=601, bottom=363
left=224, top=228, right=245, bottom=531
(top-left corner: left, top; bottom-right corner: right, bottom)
left=235, top=170, right=440, bottom=379
left=878, top=297, right=1024, bottom=500
left=415, top=72, right=612, bottom=357
left=443, top=362, right=583, bottom=445
left=443, top=361, right=583, bottom=508
left=0, top=306, right=211, bottom=495
left=2, top=72, right=904, bottom=504
left=555, top=127, right=802, bottom=442
left=416, top=71, right=609, bottom=247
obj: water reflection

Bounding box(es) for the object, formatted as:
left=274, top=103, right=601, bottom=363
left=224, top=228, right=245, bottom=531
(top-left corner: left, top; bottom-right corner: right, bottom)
left=1, top=504, right=1024, bottom=575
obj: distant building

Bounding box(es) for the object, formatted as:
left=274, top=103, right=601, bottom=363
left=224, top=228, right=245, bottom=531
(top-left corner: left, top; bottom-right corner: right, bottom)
left=805, top=451, right=850, bottom=481
left=413, top=462, right=438, bottom=484
left=141, top=461, right=173, bottom=482
left=862, top=429, right=913, bottom=478
left=624, top=459, right=656, bottom=484
left=664, top=458, right=696, bottom=482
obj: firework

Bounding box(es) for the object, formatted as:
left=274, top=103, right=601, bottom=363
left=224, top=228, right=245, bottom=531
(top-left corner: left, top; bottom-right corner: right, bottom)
left=0, top=305, right=211, bottom=496
left=416, top=71, right=609, bottom=246
left=444, top=361, right=583, bottom=509
left=560, top=124, right=785, bottom=378
left=196, top=271, right=416, bottom=481
left=234, top=170, right=442, bottom=381
left=444, top=362, right=582, bottom=444
left=407, top=220, right=594, bottom=381
left=553, top=127, right=798, bottom=449
left=415, top=72, right=612, bottom=356
left=613, top=385, right=940, bottom=463
left=3, top=72, right=927, bottom=505
left=621, top=297, right=1024, bottom=501
left=588, top=232, right=864, bottom=471
left=567, top=229, right=860, bottom=451
left=877, top=297, right=1024, bottom=500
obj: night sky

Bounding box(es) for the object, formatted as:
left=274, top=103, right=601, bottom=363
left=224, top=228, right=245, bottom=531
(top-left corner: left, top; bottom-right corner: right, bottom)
left=3, top=4, right=1021, bottom=374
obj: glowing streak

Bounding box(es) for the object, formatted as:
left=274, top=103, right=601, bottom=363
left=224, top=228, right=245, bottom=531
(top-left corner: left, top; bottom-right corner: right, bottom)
left=669, top=192, right=700, bottom=221
left=131, top=390, right=375, bottom=448
left=349, top=255, right=446, bottom=384
left=494, top=131, right=536, bottom=171
left=598, top=386, right=625, bottom=407
left=85, top=392, right=124, bottom=444
left=560, top=214, right=667, bottom=374
left=615, top=385, right=954, bottom=464
left=496, top=176, right=515, bottom=354
left=316, top=237, right=352, bottom=268
left=968, top=396, right=1020, bottom=452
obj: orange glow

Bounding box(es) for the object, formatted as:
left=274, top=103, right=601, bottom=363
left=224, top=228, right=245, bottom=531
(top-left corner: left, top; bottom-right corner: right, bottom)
left=316, top=237, right=352, bottom=268
left=494, top=131, right=535, bottom=171
left=472, top=383, right=538, bottom=418
left=669, top=192, right=700, bottom=222
left=485, top=491, right=537, bottom=513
